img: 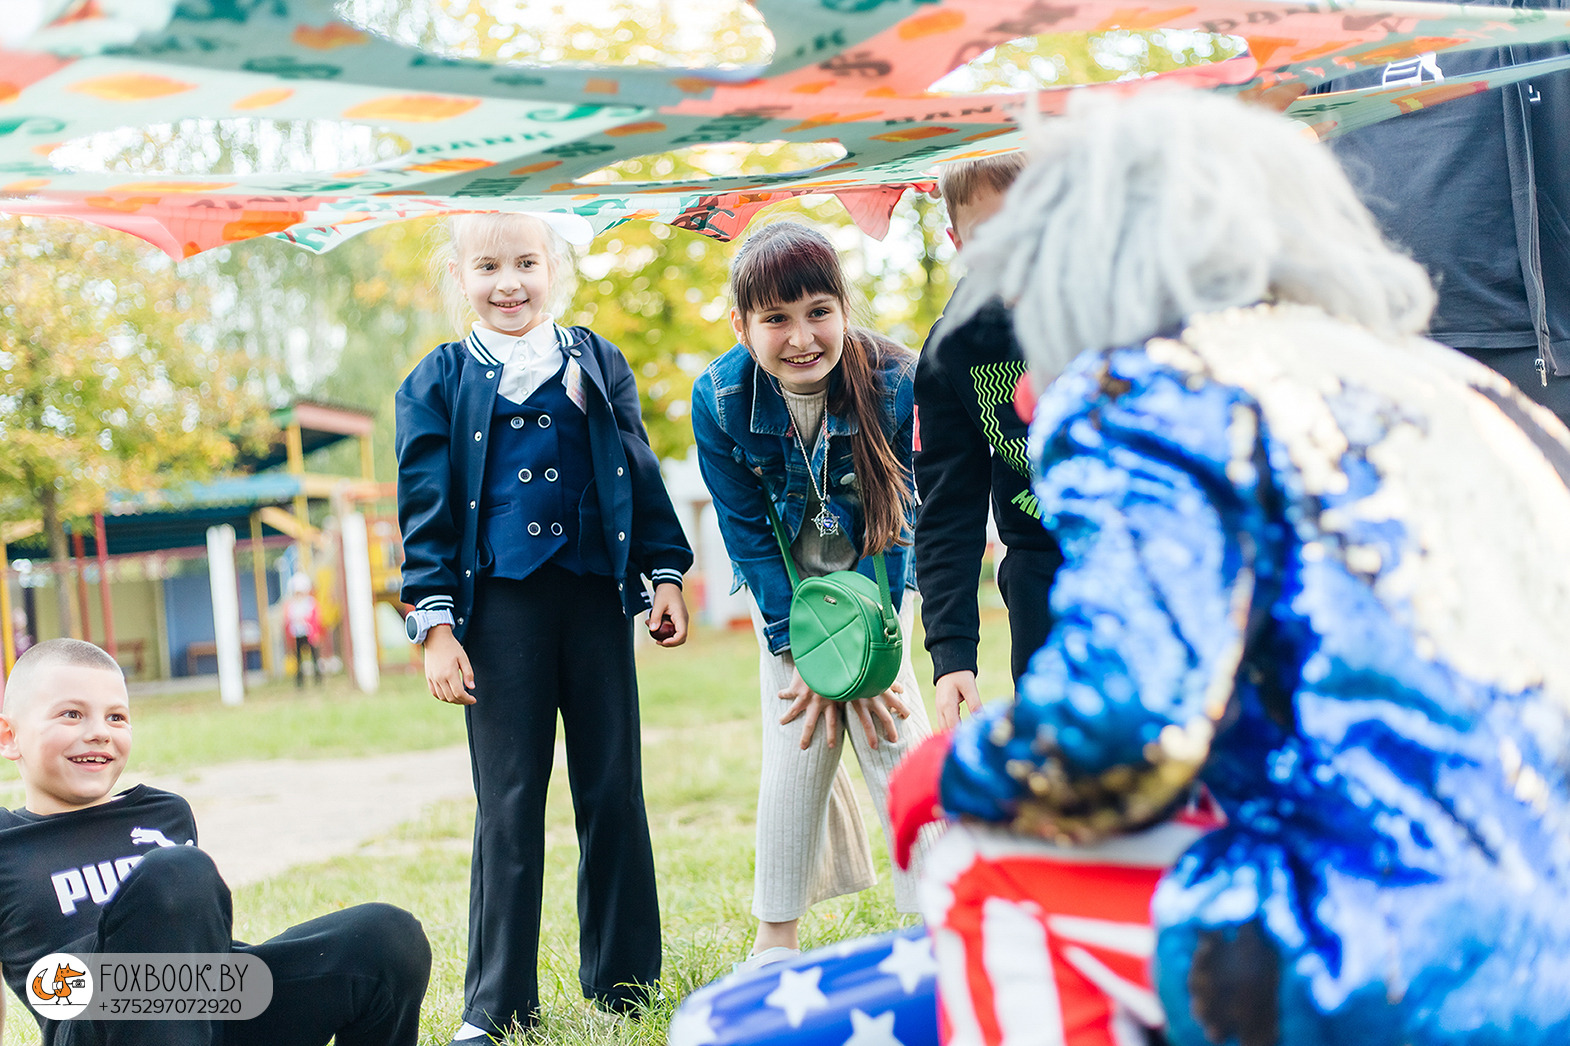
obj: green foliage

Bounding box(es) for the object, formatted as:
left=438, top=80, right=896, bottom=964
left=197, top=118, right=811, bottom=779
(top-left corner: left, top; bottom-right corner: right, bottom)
left=0, top=218, right=272, bottom=518
left=0, top=217, right=275, bottom=632
left=566, top=222, right=735, bottom=460
left=339, top=0, right=771, bottom=68
left=865, top=191, right=953, bottom=351
left=939, top=28, right=1247, bottom=90
left=195, top=216, right=451, bottom=481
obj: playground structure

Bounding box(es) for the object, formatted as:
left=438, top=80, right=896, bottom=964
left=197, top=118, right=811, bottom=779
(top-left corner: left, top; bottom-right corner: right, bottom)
left=0, top=410, right=792, bottom=704
left=0, top=400, right=413, bottom=699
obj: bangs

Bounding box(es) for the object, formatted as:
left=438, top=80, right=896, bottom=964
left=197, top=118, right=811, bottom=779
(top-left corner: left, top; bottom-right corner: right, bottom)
left=435, top=211, right=579, bottom=329
left=450, top=212, right=551, bottom=263
left=731, top=222, right=848, bottom=317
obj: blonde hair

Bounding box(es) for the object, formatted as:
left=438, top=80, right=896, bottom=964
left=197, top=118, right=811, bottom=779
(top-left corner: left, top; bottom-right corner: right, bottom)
left=937, top=153, right=1027, bottom=226
left=945, top=89, right=1437, bottom=385
left=2, top=639, right=122, bottom=717
left=429, top=213, right=578, bottom=334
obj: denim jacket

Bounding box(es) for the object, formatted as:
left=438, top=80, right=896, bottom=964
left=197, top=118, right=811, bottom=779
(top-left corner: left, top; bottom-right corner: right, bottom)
left=692, top=341, right=915, bottom=655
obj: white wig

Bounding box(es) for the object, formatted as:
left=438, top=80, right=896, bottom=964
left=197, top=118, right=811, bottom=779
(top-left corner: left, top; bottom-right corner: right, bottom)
left=945, top=88, right=1437, bottom=383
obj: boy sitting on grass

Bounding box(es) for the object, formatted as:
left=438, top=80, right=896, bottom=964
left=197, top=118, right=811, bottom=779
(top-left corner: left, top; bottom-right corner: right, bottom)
left=0, top=638, right=432, bottom=1046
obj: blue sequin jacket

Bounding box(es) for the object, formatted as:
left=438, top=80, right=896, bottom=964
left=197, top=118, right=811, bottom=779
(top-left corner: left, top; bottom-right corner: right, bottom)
left=941, top=304, right=1570, bottom=1046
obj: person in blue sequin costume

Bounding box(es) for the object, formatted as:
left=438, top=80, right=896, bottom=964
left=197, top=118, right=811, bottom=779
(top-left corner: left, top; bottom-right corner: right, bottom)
left=932, top=90, right=1570, bottom=1046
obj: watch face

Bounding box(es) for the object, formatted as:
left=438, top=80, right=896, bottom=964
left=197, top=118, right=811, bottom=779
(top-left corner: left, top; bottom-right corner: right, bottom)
left=405, top=614, right=420, bottom=642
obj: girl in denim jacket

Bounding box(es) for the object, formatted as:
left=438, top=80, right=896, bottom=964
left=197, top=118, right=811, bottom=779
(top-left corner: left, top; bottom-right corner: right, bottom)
left=691, top=221, right=936, bottom=968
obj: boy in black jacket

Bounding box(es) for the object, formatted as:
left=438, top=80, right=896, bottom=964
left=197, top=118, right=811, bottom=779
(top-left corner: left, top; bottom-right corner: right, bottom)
left=0, top=639, right=430, bottom=1046
left=914, top=155, right=1064, bottom=729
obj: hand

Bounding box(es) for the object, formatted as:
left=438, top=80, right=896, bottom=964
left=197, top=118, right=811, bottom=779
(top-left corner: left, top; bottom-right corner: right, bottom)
left=934, top=670, right=984, bottom=730
left=423, top=625, right=475, bottom=705
left=778, top=662, right=840, bottom=750
left=845, top=683, right=910, bottom=749
left=647, top=582, right=689, bottom=647
left=779, top=666, right=909, bottom=751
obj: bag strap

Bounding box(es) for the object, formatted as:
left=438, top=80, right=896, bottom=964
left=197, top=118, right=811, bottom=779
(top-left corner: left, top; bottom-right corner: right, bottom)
left=870, top=542, right=899, bottom=639
left=762, top=495, right=803, bottom=591
left=762, top=493, right=899, bottom=638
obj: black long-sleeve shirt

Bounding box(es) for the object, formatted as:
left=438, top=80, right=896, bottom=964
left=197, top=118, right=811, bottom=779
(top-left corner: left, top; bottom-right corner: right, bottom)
left=913, top=298, right=1060, bottom=682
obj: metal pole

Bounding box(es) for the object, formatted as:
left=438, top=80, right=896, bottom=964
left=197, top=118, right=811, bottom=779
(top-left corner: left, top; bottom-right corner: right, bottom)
left=286, top=422, right=313, bottom=575
left=72, top=529, right=91, bottom=644
left=0, top=541, right=14, bottom=676
left=94, top=513, right=117, bottom=658
left=206, top=525, right=245, bottom=706
left=341, top=511, right=379, bottom=694
left=250, top=511, right=275, bottom=677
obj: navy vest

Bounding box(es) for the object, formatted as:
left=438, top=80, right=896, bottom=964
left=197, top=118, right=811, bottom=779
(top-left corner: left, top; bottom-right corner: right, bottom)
left=478, top=358, right=612, bottom=580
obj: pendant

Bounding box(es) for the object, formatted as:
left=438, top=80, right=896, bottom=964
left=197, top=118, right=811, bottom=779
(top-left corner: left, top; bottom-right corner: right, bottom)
left=813, top=505, right=841, bottom=537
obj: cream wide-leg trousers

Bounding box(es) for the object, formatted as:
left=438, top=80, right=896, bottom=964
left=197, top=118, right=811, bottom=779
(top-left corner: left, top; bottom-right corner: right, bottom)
left=749, top=597, right=937, bottom=921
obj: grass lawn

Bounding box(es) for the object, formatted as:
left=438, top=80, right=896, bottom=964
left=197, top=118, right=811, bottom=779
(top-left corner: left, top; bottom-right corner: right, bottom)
left=2, top=600, right=1016, bottom=1046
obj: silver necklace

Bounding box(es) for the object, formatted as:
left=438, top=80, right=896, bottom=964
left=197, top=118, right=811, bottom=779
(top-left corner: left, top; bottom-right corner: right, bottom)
left=791, top=420, right=840, bottom=537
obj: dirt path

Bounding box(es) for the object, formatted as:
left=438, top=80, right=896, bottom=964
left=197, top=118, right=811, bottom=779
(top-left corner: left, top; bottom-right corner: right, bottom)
left=130, top=744, right=475, bottom=886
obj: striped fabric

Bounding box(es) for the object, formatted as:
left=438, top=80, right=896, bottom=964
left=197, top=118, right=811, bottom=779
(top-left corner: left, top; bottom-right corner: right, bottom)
left=920, top=819, right=1215, bottom=1046
left=649, top=567, right=685, bottom=588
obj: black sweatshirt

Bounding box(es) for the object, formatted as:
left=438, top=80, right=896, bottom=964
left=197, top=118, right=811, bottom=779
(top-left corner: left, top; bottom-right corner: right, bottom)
left=913, top=298, right=1061, bottom=682
left=0, top=785, right=197, bottom=1014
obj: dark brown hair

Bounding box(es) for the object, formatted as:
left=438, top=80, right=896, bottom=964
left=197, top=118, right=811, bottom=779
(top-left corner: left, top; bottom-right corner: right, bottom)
left=938, top=153, right=1027, bottom=226
left=729, top=221, right=913, bottom=555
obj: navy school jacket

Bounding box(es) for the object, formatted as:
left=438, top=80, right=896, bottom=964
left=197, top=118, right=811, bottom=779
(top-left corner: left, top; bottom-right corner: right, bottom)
left=396, top=324, right=692, bottom=638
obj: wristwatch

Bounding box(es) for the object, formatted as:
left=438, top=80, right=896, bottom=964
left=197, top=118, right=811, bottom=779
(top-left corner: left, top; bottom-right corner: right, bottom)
left=404, top=608, right=455, bottom=645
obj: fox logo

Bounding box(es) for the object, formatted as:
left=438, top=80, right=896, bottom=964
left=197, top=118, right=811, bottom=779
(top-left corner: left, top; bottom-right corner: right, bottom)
left=26, top=953, right=93, bottom=1017
left=31, top=962, right=86, bottom=1003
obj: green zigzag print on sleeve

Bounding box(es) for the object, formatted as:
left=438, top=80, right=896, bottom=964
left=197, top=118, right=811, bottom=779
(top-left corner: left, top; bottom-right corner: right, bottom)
left=970, top=361, right=1045, bottom=522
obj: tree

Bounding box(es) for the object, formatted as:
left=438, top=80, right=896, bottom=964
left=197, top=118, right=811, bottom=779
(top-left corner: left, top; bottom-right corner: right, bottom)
left=567, top=220, right=737, bottom=460
left=24, top=6, right=1245, bottom=486
left=0, top=217, right=274, bottom=637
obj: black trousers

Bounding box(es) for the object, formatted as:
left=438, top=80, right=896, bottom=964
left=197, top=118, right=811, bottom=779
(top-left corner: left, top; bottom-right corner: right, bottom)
left=292, top=635, right=320, bottom=687
left=1471, top=344, right=1570, bottom=429
left=52, top=846, right=431, bottom=1046
left=460, top=567, right=660, bottom=1035
left=996, top=545, right=1064, bottom=684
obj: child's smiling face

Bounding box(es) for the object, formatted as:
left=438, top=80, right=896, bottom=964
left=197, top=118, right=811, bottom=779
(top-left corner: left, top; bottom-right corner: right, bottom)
left=733, top=293, right=847, bottom=396
left=452, top=216, right=554, bottom=336
left=0, top=664, right=132, bottom=815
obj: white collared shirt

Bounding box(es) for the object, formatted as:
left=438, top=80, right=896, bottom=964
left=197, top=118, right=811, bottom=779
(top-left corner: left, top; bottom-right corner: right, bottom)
left=472, top=319, right=562, bottom=405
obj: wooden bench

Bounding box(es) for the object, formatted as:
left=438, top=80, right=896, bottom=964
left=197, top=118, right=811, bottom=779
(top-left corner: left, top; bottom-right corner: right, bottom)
left=185, top=639, right=262, bottom=676
left=112, top=638, right=147, bottom=679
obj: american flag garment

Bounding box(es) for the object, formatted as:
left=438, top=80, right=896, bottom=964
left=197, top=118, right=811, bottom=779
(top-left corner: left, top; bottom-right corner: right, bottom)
left=668, top=926, right=940, bottom=1046
left=919, top=819, right=1215, bottom=1046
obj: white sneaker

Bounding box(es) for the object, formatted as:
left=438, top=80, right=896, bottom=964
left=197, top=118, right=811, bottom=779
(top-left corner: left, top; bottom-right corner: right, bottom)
left=731, top=946, right=799, bottom=975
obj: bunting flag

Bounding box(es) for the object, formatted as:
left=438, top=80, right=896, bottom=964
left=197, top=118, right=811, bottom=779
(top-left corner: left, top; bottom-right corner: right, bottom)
left=3, top=0, right=1569, bottom=256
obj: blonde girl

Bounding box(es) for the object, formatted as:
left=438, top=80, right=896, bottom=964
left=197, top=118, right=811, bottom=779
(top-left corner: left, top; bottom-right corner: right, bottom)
left=396, top=211, right=692, bottom=1039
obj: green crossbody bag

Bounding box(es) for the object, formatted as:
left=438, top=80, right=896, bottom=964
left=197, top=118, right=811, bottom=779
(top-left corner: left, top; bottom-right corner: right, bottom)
left=763, top=497, right=903, bottom=702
